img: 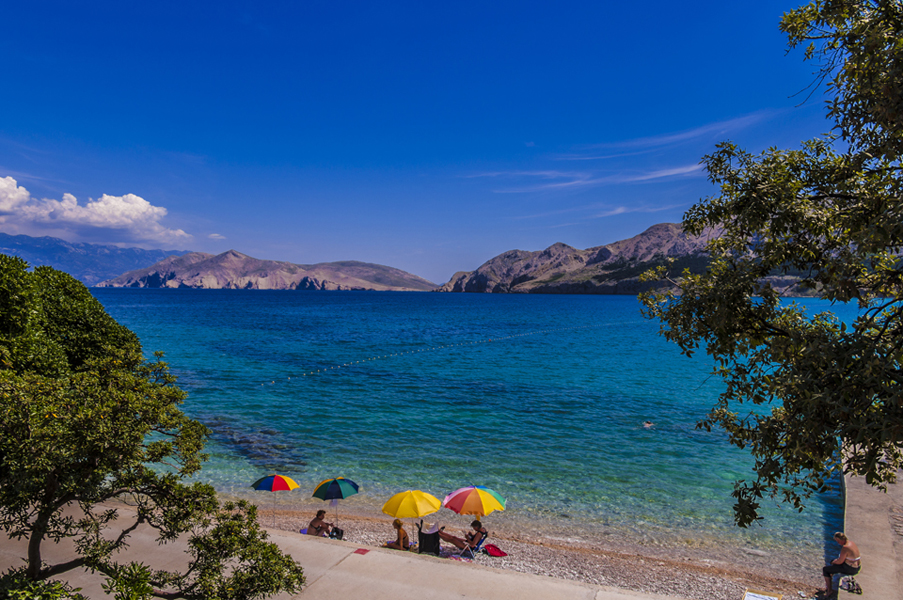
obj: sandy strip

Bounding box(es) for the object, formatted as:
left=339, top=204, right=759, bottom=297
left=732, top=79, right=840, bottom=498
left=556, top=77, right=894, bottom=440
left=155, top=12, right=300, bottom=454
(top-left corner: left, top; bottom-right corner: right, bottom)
left=262, top=507, right=824, bottom=600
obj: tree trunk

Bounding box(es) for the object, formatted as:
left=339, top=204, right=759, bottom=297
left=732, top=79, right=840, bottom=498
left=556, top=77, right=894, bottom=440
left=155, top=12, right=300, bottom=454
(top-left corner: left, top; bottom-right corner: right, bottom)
left=26, top=518, right=46, bottom=580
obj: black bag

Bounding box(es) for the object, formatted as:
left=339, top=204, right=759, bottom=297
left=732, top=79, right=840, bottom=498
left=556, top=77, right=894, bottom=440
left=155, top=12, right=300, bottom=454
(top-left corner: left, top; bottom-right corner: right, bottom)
left=417, top=521, right=440, bottom=555
left=329, top=527, right=344, bottom=540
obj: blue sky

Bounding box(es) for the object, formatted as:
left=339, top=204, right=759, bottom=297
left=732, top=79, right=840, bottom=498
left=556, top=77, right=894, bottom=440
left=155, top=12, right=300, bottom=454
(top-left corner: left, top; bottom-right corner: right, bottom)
left=1, top=1, right=830, bottom=284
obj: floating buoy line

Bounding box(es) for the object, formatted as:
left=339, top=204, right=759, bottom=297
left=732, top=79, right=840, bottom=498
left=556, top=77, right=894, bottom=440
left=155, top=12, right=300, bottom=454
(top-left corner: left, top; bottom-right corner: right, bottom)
left=259, top=323, right=609, bottom=385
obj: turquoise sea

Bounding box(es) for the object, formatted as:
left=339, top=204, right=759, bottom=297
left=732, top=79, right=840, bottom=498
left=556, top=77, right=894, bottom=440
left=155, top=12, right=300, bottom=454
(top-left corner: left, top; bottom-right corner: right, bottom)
left=93, top=289, right=845, bottom=568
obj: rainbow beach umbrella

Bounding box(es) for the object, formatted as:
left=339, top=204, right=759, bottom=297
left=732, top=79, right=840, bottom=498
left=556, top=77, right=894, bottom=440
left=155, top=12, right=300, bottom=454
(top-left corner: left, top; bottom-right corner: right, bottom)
left=252, top=474, right=300, bottom=526
left=442, top=485, right=506, bottom=518
left=312, top=477, right=360, bottom=524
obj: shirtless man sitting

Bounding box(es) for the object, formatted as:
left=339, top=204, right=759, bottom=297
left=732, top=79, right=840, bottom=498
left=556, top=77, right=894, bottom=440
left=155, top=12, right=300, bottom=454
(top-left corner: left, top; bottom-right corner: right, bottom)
left=821, top=531, right=861, bottom=597
left=307, top=510, right=333, bottom=537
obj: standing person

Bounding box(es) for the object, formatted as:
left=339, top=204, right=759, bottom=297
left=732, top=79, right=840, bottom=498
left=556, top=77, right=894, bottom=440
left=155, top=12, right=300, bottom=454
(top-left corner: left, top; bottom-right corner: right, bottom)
left=307, top=509, right=333, bottom=537
left=821, top=531, right=861, bottom=597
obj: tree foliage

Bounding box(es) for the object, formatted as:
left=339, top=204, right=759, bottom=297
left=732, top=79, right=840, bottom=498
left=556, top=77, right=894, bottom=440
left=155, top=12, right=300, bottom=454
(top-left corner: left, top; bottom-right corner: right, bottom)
left=0, top=255, right=305, bottom=598
left=640, top=0, right=903, bottom=527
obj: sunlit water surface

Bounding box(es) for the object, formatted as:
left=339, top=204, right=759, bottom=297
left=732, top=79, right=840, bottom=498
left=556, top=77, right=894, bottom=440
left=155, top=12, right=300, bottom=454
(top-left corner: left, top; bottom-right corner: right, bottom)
left=94, top=289, right=847, bottom=572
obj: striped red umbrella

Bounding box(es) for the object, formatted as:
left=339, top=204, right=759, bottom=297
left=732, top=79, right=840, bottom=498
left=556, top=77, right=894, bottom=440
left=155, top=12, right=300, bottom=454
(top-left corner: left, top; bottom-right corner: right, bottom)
left=252, top=474, right=300, bottom=492
left=252, top=474, right=299, bottom=525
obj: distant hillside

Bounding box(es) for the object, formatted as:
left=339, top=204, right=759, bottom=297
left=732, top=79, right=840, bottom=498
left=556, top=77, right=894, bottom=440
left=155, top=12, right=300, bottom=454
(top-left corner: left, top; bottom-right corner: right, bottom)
left=438, top=223, right=814, bottom=295
left=0, top=232, right=190, bottom=286
left=96, top=250, right=438, bottom=291
left=438, top=223, right=714, bottom=294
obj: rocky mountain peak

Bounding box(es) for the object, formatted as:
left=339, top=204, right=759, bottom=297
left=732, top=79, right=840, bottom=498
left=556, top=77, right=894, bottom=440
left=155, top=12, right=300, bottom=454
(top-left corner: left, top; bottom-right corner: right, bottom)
left=437, top=222, right=711, bottom=294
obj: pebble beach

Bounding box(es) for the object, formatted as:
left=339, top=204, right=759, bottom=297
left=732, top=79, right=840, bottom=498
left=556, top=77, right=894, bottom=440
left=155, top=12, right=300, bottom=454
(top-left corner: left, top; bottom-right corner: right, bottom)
left=262, top=506, right=824, bottom=600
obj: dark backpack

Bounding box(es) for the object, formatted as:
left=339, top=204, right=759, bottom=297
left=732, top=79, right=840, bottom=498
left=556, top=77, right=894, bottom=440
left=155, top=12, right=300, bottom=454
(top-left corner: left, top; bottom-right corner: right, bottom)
left=416, top=521, right=440, bottom=555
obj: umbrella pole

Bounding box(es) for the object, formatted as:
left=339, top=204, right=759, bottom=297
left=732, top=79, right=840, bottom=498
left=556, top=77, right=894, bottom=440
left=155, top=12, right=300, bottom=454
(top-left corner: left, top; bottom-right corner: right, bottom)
left=330, top=498, right=339, bottom=528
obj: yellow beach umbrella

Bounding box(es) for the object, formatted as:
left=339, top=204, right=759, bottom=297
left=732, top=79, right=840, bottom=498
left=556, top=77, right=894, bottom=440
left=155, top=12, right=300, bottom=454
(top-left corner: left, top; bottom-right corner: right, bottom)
left=381, top=490, right=441, bottom=519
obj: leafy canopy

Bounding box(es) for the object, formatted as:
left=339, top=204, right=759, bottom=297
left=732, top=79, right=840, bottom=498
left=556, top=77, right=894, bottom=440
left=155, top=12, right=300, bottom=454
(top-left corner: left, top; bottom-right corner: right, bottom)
left=640, top=0, right=903, bottom=527
left=0, top=255, right=305, bottom=599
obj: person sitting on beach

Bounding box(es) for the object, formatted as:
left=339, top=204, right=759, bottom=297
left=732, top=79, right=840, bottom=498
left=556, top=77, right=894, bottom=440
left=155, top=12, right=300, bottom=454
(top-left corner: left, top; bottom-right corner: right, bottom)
left=821, top=531, right=861, bottom=597
left=383, top=518, right=411, bottom=550
left=438, top=519, right=487, bottom=551
left=307, top=509, right=333, bottom=537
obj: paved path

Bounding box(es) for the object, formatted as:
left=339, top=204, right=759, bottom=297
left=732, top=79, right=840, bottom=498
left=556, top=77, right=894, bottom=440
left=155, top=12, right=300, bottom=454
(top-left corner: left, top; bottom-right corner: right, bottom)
left=0, top=503, right=680, bottom=600
left=842, top=471, right=903, bottom=600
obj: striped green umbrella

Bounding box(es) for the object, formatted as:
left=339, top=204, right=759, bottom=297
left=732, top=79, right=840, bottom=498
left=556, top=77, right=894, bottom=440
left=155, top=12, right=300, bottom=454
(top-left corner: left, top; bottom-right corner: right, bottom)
left=312, top=477, right=360, bottom=524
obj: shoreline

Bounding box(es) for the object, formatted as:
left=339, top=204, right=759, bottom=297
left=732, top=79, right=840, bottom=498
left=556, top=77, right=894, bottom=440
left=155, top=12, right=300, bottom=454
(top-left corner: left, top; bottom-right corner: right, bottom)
left=257, top=503, right=824, bottom=600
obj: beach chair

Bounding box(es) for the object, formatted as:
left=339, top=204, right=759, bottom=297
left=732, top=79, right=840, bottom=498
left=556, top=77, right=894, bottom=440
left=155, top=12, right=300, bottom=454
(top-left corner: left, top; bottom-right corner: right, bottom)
left=458, top=530, right=487, bottom=559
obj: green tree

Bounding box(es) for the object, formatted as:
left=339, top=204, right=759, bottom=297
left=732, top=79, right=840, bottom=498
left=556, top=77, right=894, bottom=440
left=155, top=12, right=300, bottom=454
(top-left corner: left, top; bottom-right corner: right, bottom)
left=640, top=0, right=903, bottom=527
left=0, top=255, right=305, bottom=598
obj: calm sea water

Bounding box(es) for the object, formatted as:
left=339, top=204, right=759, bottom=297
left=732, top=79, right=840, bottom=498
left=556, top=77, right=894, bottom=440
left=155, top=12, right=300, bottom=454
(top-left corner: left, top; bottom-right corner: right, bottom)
left=93, top=289, right=845, bottom=564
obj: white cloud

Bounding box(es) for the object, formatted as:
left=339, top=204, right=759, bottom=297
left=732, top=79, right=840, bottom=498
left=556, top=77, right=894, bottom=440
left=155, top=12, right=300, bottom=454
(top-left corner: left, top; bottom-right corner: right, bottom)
left=0, top=176, right=31, bottom=212
left=208, top=233, right=226, bottom=240
left=0, top=175, right=191, bottom=245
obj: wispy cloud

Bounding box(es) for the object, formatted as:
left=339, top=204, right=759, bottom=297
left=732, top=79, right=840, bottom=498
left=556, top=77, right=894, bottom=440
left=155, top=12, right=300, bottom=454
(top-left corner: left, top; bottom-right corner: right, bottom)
left=208, top=233, right=226, bottom=240
left=580, top=111, right=774, bottom=152
left=513, top=202, right=611, bottom=220
left=471, top=162, right=703, bottom=193
left=465, top=169, right=597, bottom=193
left=516, top=201, right=685, bottom=222
left=590, top=202, right=684, bottom=219
left=553, top=149, right=652, bottom=161
left=464, top=170, right=589, bottom=180
left=618, top=163, right=704, bottom=182
left=0, top=175, right=191, bottom=245
left=550, top=111, right=777, bottom=163
left=0, top=166, right=75, bottom=188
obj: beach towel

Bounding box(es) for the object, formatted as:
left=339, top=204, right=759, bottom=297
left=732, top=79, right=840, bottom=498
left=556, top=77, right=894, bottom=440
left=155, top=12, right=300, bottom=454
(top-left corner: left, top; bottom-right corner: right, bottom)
left=482, top=543, right=507, bottom=557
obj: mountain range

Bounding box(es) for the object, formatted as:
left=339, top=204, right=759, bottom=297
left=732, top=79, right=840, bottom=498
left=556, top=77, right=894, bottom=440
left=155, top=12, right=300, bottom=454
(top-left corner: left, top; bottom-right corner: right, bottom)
left=96, top=250, right=438, bottom=291
left=438, top=223, right=715, bottom=294
left=3, top=224, right=804, bottom=295
left=0, top=232, right=190, bottom=286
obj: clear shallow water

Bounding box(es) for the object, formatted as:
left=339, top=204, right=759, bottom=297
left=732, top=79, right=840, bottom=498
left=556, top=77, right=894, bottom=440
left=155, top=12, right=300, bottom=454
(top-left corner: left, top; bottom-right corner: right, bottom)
left=93, top=289, right=843, bottom=563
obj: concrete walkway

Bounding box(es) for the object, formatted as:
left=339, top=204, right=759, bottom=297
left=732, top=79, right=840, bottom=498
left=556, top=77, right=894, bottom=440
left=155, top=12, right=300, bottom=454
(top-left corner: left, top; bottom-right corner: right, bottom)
left=262, top=531, right=677, bottom=600
left=842, top=471, right=903, bottom=600
left=0, top=503, right=680, bottom=600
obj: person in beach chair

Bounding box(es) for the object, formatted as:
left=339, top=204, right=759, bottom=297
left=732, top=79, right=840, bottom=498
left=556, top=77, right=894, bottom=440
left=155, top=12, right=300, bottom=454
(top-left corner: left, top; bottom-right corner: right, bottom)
left=306, top=509, right=333, bottom=537
left=438, top=520, right=487, bottom=558
left=383, top=518, right=412, bottom=550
